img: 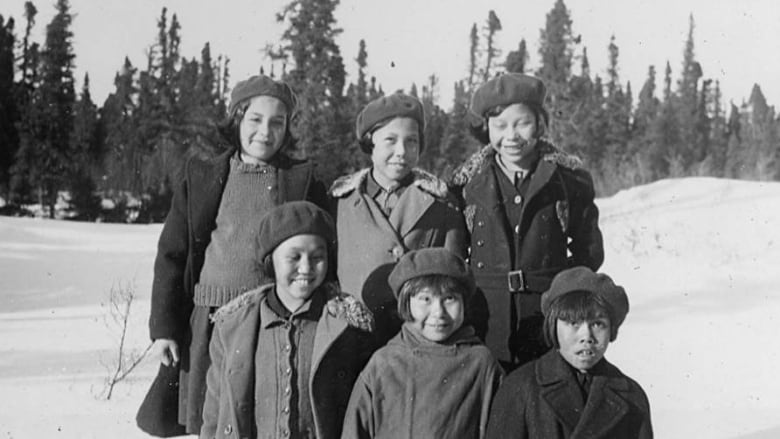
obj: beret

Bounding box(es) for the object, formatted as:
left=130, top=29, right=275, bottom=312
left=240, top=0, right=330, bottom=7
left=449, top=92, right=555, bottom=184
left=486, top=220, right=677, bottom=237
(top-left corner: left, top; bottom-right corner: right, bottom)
left=256, top=201, right=336, bottom=262
left=542, top=267, right=629, bottom=329
left=356, top=93, right=425, bottom=140
left=470, top=73, right=547, bottom=117
left=388, top=248, right=476, bottom=299
left=228, top=75, right=297, bottom=117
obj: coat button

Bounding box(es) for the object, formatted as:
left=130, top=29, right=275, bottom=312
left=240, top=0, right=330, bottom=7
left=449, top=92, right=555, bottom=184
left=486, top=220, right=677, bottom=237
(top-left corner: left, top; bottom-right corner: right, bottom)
left=477, top=220, right=484, bottom=227
left=514, top=225, right=520, bottom=234
left=224, top=424, right=233, bottom=434
left=476, top=262, right=485, bottom=269
left=476, top=240, right=484, bottom=247
left=514, top=195, right=522, bottom=204
left=391, top=246, right=404, bottom=260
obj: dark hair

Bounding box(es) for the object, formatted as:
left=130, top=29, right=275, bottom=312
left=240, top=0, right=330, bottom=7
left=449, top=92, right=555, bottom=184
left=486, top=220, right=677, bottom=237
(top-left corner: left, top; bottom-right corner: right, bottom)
left=358, top=117, right=426, bottom=154
left=396, top=274, right=470, bottom=322
left=468, top=103, right=549, bottom=144
left=259, top=239, right=338, bottom=285
left=542, top=290, right=618, bottom=348
left=217, top=98, right=297, bottom=151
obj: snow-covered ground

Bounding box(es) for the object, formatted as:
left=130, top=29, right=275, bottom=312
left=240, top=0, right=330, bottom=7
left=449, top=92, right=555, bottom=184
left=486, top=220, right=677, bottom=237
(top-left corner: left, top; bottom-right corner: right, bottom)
left=1, top=177, right=779, bottom=438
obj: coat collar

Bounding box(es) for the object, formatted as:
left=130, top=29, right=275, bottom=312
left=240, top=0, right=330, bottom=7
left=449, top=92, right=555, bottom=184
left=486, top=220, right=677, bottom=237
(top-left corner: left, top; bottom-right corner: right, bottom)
left=536, top=350, right=632, bottom=438
left=329, top=167, right=449, bottom=199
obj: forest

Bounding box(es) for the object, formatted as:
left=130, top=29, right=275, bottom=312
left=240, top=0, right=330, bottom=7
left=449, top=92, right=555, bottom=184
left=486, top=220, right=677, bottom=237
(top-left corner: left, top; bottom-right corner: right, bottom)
left=0, top=0, right=777, bottom=221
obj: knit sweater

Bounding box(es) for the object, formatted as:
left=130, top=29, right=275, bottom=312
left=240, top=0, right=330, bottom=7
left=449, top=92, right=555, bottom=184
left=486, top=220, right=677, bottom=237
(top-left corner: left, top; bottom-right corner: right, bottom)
left=195, top=154, right=278, bottom=306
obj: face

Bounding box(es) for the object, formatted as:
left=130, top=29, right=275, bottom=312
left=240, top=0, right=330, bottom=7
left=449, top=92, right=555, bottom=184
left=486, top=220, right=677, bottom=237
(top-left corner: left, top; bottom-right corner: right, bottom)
left=239, top=95, right=288, bottom=164
left=556, top=317, right=611, bottom=373
left=370, top=117, right=420, bottom=188
left=271, top=234, right=328, bottom=312
left=408, top=287, right=464, bottom=343
left=487, top=103, right=539, bottom=168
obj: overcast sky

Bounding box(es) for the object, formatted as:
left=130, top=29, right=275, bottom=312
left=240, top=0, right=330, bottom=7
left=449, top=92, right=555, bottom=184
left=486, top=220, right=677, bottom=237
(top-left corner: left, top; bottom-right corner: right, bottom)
left=12, top=0, right=780, bottom=111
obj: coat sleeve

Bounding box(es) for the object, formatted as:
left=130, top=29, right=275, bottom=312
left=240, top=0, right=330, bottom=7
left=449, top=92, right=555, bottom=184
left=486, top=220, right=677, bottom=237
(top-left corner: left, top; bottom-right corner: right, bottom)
left=567, top=169, right=604, bottom=271
left=199, top=323, right=225, bottom=439
left=149, top=164, right=191, bottom=341
left=485, top=373, right=528, bottom=439
left=443, top=195, right=470, bottom=260
left=479, top=360, right=505, bottom=439
left=341, top=371, right=375, bottom=439
left=636, top=383, right=654, bottom=439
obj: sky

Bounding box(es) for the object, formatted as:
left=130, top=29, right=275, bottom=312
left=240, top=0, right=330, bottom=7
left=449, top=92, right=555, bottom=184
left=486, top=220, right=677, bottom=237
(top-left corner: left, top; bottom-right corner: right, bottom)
left=2, top=176, right=780, bottom=438
left=9, top=0, right=780, bottom=111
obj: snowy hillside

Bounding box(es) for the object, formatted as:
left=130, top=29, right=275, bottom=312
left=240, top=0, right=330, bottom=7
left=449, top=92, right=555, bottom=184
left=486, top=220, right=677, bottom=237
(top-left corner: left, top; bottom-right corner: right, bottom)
left=1, top=177, right=779, bottom=438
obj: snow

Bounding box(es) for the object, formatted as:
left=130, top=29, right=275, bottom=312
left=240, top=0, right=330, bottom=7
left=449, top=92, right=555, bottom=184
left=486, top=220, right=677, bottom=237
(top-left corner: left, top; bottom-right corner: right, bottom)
left=1, top=177, right=779, bottom=438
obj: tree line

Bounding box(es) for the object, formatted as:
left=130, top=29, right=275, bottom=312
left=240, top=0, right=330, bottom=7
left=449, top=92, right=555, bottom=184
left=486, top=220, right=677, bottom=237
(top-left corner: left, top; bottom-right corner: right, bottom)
left=0, top=0, right=777, bottom=221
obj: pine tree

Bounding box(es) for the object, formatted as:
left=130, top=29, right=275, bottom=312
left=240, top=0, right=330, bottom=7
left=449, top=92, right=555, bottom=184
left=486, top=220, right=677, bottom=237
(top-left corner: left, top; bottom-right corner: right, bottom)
left=505, top=39, right=528, bottom=74
left=467, top=23, right=479, bottom=92
left=482, top=10, right=502, bottom=81
left=15, top=0, right=76, bottom=217
left=68, top=73, right=101, bottom=219
left=418, top=74, right=448, bottom=175
left=650, top=61, right=682, bottom=178
left=276, top=0, right=352, bottom=184
left=676, top=14, right=703, bottom=170
left=0, top=14, right=19, bottom=200
left=439, top=81, right=480, bottom=179
left=537, top=0, right=576, bottom=148
left=706, top=80, right=728, bottom=176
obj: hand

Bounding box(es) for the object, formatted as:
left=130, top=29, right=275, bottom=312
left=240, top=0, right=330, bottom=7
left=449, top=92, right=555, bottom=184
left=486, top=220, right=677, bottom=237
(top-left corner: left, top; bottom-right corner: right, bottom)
left=152, top=338, right=180, bottom=366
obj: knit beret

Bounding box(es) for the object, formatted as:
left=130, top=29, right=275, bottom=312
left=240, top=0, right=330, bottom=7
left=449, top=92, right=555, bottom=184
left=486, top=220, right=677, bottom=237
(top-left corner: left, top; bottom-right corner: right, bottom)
left=256, top=201, right=336, bottom=262
left=470, top=73, right=547, bottom=117
left=356, top=93, right=425, bottom=140
left=541, top=267, right=629, bottom=329
left=228, top=75, right=297, bottom=117
left=388, top=248, right=476, bottom=299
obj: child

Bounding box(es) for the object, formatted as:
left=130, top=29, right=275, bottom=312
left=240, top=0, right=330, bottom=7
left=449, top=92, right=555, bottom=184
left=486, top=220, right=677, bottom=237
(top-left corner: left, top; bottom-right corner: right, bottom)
left=450, top=73, right=604, bottom=371
left=140, top=75, right=327, bottom=435
left=330, top=93, right=467, bottom=348
left=342, top=248, right=502, bottom=439
left=485, top=267, right=653, bottom=439
left=200, top=201, right=374, bottom=439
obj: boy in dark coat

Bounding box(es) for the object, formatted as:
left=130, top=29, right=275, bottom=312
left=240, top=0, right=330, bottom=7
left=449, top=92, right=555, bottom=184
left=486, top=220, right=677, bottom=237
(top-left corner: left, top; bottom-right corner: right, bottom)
left=450, top=73, right=603, bottom=371
left=486, top=267, right=653, bottom=439
left=139, top=75, right=327, bottom=436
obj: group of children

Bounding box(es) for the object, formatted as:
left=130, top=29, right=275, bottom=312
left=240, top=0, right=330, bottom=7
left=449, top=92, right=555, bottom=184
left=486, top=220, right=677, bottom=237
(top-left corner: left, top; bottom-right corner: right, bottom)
left=138, top=72, right=653, bottom=438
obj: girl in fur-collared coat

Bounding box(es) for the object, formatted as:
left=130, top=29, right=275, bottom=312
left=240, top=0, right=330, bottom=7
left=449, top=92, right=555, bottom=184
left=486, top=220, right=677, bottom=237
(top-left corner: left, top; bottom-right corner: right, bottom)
left=450, top=73, right=604, bottom=371
left=330, top=94, right=467, bottom=348
left=201, top=202, right=374, bottom=439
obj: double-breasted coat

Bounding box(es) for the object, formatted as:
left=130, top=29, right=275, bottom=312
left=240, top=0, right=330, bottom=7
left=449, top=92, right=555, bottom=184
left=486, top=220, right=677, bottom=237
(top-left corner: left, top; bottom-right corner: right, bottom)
left=200, top=283, right=374, bottom=439
left=485, top=350, right=653, bottom=439
left=142, top=147, right=327, bottom=435
left=450, top=142, right=604, bottom=368
left=330, top=167, right=467, bottom=346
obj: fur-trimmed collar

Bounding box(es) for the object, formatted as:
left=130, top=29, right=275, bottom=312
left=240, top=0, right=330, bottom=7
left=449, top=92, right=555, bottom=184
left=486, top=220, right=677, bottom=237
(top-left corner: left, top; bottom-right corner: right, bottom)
left=449, top=139, right=583, bottom=187
left=329, top=168, right=449, bottom=199
left=211, top=282, right=374, bottom=332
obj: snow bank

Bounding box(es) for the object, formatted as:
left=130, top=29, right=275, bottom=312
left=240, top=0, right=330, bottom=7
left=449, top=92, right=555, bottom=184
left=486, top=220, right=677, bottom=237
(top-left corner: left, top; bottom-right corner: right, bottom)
left=1, top=177, right=778, bottom=438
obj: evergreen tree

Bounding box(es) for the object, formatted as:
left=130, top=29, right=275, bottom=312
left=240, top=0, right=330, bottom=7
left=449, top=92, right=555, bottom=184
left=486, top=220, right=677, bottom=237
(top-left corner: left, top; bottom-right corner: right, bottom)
left=706, top=80, right=728, bottom=176
left=467, top=23, right=479, bottom=92
left=418, top=74, right=448, bottom=174
left=15, top=0, right=76, bottom=217
left=650, top=61, right=682, bottom=177
left=0, top=15, right=19, bottom=199
left=276, top=0, right=351, bottom=184
left=676, top=14, right=703, bottom=170
left=482, top=10, right=502, bottom=81
left=439, top=81, right=480, bottom=179
left=723, top=103, right=742, bottom=178
left=68, top=73, right=101, bottom=219
left=537, top=0, right=576, bottom=148
left=505, top=39, right=528, bottom=74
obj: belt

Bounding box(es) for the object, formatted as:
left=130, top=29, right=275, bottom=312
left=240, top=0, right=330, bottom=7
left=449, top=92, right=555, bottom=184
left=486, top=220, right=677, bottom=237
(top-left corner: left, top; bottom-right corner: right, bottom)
left=474, top=268, right=559, bottom=293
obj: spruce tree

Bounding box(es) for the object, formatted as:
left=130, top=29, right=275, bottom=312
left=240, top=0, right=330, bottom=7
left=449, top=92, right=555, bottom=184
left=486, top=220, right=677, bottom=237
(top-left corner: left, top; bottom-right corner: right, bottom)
left=482, top=10, right=502, bottom=81
left=68, top=74, right=101, bottom=219
left=0, top=15, right=19, bottom=200
left=505, top=39, right=528, bottom=74
left=276, top=0, right=351, bottom=185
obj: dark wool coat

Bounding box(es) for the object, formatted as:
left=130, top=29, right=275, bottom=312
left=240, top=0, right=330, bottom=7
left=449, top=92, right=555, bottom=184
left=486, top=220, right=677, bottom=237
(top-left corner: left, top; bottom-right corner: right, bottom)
left=201, top=283, right=374, bottom=439
left=330, top=168, right=468, bottom=347
left=486, top=350, right=653, bottom=439
left=142, top=147, right=327, bottom=436
left=450, top=143, right=604, bottom=367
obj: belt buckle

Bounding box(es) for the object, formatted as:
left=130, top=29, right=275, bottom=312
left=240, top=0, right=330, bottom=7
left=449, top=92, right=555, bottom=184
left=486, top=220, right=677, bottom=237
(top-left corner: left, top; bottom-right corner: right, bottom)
left=508, top=269, right=525, bottom=293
